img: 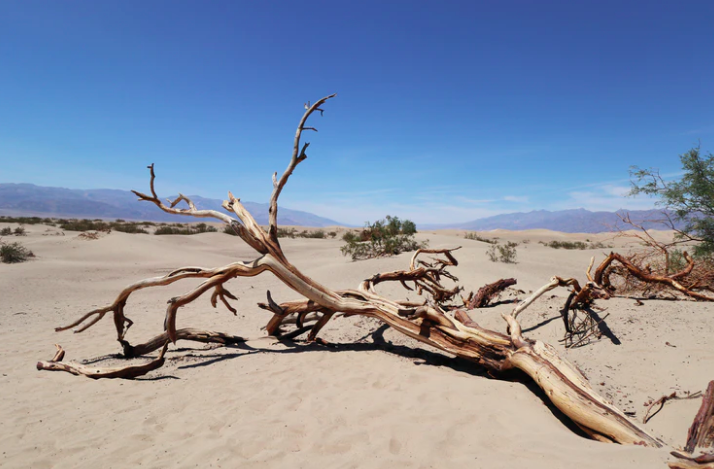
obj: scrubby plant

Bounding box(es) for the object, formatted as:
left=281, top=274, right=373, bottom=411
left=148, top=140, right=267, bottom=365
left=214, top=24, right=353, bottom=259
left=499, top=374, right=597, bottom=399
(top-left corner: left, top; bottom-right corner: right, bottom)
left=341, top=215, right=427, bottom=260
left=0, top=216, right=54, bottom=225
left=300, top=229, right=325, bottom=239
left=0, top=240, right=35, bottom=263
left=486, top=241, right=518, bottom=264
left=464, top=232, right=497, bottom=244
left=111, top=222, right=149, bottom=234
left=277, top=227, right=298, bottom=238
left=540, top=240, right=610, bottom=250
left=0, top=227, right=11, bottom=236
left=154, top=222, right=217, bottom=235
left=14, top=226, right=26, bottom=236
left=59, top=219, right=112, bottom=232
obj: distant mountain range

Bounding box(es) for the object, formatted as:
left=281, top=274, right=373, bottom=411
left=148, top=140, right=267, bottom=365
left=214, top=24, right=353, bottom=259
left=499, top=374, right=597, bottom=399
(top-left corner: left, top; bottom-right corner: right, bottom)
left=422, top=208, right=684, bottom=233
left=0, top=183, right=684, bottom=233
left=0, top=183, right=343, bottom=227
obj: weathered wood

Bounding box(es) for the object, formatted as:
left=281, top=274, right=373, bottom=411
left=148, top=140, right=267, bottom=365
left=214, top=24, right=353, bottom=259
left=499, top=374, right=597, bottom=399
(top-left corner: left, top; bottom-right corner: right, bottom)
left=468, top=278, right=516, bottom=308
left=37, top=344, right=168, bottom=379
left=686, top=381, right=714, bottom=453
left=121, top=328, right=245, bottom=358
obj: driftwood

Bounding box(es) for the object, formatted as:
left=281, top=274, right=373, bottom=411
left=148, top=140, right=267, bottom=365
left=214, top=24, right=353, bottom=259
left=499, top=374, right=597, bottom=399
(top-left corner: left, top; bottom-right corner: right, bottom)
left=44, top=93, right=714, bottom=457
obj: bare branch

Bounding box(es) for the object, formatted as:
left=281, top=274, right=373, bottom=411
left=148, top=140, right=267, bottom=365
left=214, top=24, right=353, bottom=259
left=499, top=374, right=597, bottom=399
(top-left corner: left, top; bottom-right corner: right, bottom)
left=132, top=164, right=237, bottom=225
left=268, top=94, right=337, bottom=243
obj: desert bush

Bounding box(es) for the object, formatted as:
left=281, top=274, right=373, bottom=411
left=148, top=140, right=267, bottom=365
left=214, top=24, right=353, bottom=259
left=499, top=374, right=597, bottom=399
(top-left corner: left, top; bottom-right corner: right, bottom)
left=0, top=227, right=11, bottom=236
left=14, top=226, right=26, bottom=236
left=223, top=224, right=239, bottom=236
left=464, top=232, right=497, bottom=244
left=59, top=219, right=111, bottom=232
left=341, top=215, right=427, bottom=260
left=0, top=240, right=35, bottom=263
left=540, top=240, right=610, bottom=250
left=327, top=231, right=337, bottom=238
left=300, top=229, right=325, bottom=239
left=0, top=216, right=54, bottom=225
left=155, top=225, right=189, bottom=235
left=277, top=227, right=298, bottom=238
left=110, top=222, right=148, bottom=234
left=486, top=241, right=518, bottom=264
left=155, top=222, right=217, bottom=235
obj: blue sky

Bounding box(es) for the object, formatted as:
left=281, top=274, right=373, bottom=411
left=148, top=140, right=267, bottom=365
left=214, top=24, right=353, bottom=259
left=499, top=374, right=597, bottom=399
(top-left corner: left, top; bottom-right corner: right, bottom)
left=1, top=1, right=713, bottom=225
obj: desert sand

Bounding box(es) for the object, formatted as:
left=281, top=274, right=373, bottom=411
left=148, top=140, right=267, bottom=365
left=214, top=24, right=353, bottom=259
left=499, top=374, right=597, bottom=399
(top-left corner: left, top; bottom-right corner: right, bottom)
left=1, top=223, right=712, bottom=468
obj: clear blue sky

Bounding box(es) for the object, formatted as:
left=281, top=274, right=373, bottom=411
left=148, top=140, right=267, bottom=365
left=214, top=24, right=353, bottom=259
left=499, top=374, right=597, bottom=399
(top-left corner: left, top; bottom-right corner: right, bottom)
left=1, top=1, right=713, bottom=224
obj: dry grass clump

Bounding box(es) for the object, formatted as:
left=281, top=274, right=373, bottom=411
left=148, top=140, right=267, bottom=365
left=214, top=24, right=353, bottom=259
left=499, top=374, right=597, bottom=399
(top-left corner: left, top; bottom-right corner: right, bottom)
left=486, top=241, right=518, bottom=264
left=0, top=239, right=35, bottom=263
left=464, top=232, right=498, bottom=244
left=540, top=240, right=610, bottom=250
left=154, top=222, right=217, bottom=235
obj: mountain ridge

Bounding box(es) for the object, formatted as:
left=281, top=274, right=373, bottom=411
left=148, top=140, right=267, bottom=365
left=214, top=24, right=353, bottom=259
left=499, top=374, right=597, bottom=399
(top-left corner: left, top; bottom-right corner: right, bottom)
left=420, top=208, right=683, bottom=233
left=0, top=183, right=344, bottom=227
left=1, top=183, right=683, bottom=233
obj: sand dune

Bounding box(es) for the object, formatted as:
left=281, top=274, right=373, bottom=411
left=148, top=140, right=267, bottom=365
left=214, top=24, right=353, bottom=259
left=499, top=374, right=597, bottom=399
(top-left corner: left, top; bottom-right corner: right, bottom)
left=1, top=224, right=712, bottom=468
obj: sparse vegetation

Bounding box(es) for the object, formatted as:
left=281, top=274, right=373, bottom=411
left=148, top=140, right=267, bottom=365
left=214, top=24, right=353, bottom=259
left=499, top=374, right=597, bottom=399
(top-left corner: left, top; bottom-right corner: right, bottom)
left=0, top=227, right=12, bottom=236
left=464, top=232, right=498, bottom=244
left=539, top=240, right=610, bottom=250
left=0, top=216, right=55, bottom=225
left=59, top=219, right=112, bottom=232
left=154, top=222, right=217, bottom=235
left=111, top=223, right=149, bottom=234
left=341, top=215, right=426, bottom=260
left=224, top=224, right=331, bottom=239
left=0, top=240, right=35, bottom=263
left=486, top=241, right=518, bottom=264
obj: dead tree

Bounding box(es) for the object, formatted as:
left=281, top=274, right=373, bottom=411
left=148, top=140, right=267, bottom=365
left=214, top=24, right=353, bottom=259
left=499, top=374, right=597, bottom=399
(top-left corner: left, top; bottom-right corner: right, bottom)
left=39, top=95, right=667, bottom=449
left=465, top=278, right=517, bottom=309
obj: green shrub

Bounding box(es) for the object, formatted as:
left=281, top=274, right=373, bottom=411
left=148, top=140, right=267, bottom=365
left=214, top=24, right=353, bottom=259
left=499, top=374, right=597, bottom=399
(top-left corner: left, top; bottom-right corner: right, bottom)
left=340, top=215, right=427, bottom=260
left=464, top=232, right=497, bottom=244
left=223, top=223, right=239, bottom=236
left=0, top=227, right=11, bottom=236
left=277, top=227, right=298, bottom=238
left=539, top=240, right=610, bottom=250
left=0, top=216, right=53, bottom=225
left=0, top=241, right=35, bottom=263
left=155, top=222, right=217, bottom=235
left=14, top=226, right=26, bottom=236
left=667, top=248, right=689, bottom=273
left=110, top=222, right=148, bottom=234
left=59, top=219, right=111, bottom=232
left=300, top=229, right=325, bottom=239
left=486, top=241, right=518, bottom=264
